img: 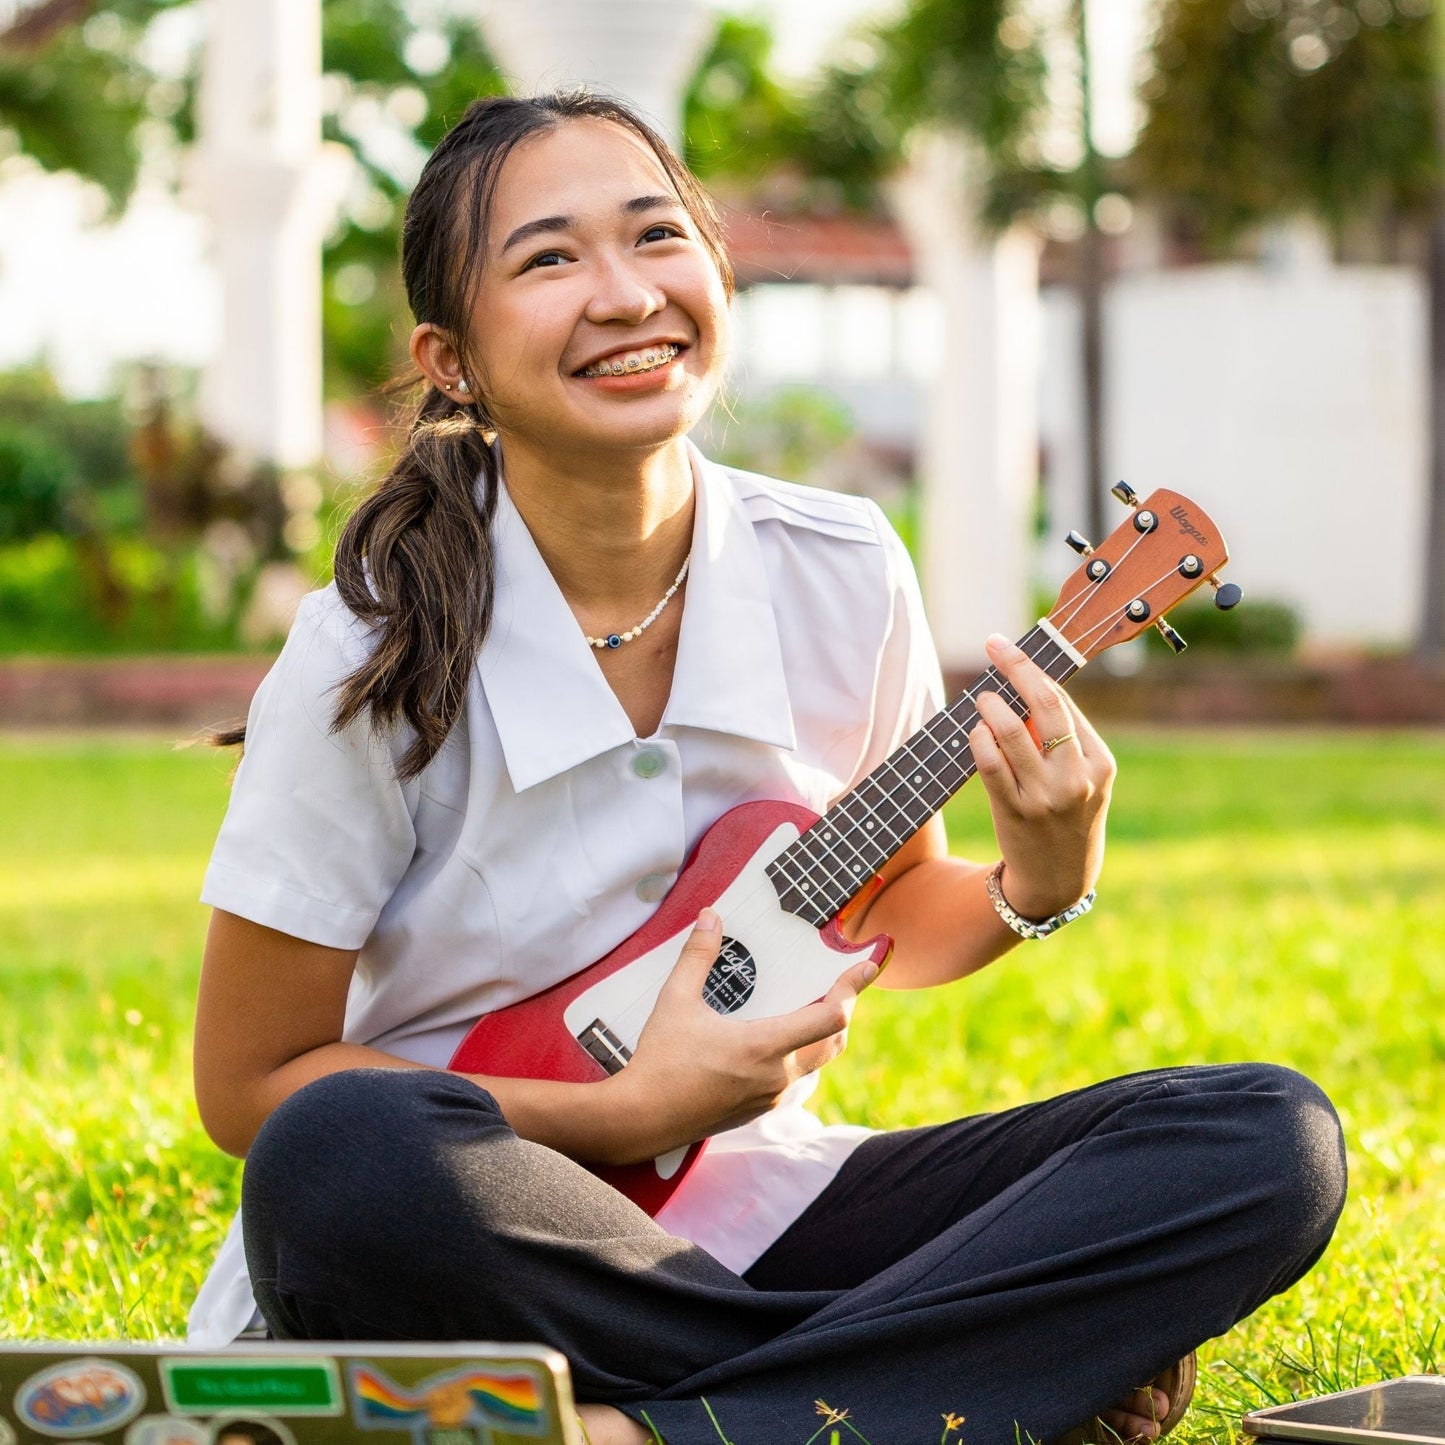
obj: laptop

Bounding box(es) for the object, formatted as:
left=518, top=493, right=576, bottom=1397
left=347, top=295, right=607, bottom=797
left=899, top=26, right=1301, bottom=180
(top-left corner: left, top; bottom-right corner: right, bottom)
left=0, top=1342, right=582, bottom=1445
left=1244, top=1376, right=1445, bottom=1444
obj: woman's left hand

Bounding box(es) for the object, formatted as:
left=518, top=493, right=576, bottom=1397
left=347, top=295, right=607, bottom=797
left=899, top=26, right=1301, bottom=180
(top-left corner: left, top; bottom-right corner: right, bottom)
left=968, top=632, right=1116, bottom=922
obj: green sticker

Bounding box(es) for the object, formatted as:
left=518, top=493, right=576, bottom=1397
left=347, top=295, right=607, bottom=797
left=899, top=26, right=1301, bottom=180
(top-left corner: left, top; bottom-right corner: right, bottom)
left=158, top=1360, right=341, bottom=1417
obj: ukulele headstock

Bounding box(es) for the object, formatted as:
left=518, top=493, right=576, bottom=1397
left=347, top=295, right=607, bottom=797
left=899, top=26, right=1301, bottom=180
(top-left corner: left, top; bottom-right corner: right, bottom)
left=1047, top=484, right=1234, bottom=661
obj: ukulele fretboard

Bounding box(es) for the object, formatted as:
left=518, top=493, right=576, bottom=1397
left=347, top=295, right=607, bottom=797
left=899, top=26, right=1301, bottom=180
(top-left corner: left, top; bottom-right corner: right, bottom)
left=766, top=625, right=1081, bottom=927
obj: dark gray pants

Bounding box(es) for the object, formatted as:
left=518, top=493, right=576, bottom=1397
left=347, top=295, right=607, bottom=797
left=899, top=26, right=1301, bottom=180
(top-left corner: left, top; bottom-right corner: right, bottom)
left=242, top=1062, right=1346, bottom=1445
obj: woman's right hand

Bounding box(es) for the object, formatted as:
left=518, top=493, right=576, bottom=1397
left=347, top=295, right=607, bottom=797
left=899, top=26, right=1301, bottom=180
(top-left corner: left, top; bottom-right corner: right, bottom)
left=601, top=908, right=880, bottom=1163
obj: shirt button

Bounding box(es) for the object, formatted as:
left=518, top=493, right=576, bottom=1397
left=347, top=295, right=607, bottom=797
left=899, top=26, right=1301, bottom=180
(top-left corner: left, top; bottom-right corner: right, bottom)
left=631, top=748, right=666, bottom=779
left=635, top=873, right=673, bottom=903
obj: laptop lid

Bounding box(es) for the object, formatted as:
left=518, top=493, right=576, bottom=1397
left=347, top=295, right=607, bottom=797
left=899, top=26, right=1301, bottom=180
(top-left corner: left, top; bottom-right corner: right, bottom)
left=0, top=1342, right=582, bottom=1445
left=1244, top=1376, right=1445, bottom=1444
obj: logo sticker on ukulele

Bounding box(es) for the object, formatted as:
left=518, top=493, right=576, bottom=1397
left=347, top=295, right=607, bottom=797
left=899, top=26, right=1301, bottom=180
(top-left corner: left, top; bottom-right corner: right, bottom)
left=703, top=936, right=757, bottom=1014
left=15, top=1359, right=147, bottom=1438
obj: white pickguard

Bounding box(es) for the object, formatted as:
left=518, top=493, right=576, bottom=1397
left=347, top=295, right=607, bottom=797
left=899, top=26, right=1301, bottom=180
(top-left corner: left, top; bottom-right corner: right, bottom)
left=563, top=823, right=868, bottom=1058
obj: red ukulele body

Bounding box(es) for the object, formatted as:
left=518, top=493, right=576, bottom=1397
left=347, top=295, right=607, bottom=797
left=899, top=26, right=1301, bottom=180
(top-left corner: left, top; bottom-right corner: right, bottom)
left=450, top=799, right=892, bottom=1217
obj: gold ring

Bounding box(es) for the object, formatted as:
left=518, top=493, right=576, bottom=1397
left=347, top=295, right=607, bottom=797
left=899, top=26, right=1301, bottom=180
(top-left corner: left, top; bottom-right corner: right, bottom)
left=1040, top=732, right=1076, bottom=753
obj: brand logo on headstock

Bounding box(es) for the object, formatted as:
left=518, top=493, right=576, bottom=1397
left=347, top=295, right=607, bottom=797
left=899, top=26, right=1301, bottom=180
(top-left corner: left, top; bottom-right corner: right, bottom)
left=1170, top=504, right=1209, bottom=544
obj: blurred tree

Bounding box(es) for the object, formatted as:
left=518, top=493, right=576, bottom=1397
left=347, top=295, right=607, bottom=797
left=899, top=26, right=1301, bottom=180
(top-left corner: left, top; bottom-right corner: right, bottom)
left=875, top=0, right=1049, bottom=184
left=317, top=1, right=504, bottom=393
left=0, top=0, right=171, bottom=214
left=801, top=2, right=1127, bottom=538
left=0, top=0, right=505, bottom=395
left=1136, top=0, right=1442, bottom=657
left=800, top=0, right=1051, bottom=221
left=1135, top=0, right=1437, bottom=249
left=683, top=14, right=810, bottom=193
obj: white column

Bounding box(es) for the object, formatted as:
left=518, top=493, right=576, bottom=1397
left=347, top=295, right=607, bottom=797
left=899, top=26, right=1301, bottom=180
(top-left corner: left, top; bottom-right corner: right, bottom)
left=194, top=0, right=345, bottom=469
left=891, top=135, right=1042, bottom=670
left=476, top=0, right=717, bottom=143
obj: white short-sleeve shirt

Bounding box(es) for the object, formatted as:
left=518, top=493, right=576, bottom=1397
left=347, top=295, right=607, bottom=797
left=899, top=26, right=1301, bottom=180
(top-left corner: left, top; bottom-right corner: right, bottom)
left=188, top=441, right=944, bottom=1346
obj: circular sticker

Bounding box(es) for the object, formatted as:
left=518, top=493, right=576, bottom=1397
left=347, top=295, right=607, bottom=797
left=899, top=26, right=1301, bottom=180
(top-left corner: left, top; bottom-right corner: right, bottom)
left=126, top=1416, right=211, bottom=1445
left=207, top=1416, right=296, bottom=1445
left=16, top=1359, right=147, bottom=1438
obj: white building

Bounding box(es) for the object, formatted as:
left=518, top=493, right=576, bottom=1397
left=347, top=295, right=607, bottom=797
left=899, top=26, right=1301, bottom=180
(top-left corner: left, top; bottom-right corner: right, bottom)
left=723, top=242, right=1427, bottom=655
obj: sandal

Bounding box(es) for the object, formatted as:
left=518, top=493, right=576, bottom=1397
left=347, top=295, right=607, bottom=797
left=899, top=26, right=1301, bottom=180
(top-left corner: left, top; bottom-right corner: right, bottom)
left=1050, top=1350, right=1197, bottom=1444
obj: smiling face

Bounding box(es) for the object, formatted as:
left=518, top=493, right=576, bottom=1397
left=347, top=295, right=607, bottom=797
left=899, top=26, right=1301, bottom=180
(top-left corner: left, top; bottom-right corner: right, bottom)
left=453, top=119, right=731, bottom=463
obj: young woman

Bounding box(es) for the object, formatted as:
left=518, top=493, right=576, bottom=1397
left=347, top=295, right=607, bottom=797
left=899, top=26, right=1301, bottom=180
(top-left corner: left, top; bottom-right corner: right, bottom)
left=191, top=92, right=1346, bottom=1445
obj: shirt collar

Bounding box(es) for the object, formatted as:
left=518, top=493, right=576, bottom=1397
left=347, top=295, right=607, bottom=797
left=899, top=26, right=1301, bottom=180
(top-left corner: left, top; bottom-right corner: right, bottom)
left=661, top=442, right=796, bottom=751
left=477, top=441, right=796, bottom=794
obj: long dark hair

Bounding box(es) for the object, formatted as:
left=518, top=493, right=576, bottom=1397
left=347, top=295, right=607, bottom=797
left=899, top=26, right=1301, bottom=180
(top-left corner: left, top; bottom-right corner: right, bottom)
left=218, top=91, right=733, bottom=780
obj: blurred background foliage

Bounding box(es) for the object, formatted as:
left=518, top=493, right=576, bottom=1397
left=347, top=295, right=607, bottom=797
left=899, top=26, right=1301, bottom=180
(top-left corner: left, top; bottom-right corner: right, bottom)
left=0, top=0, right=1437, bottom=653
left=1134, top=0, right=1438, bottom=253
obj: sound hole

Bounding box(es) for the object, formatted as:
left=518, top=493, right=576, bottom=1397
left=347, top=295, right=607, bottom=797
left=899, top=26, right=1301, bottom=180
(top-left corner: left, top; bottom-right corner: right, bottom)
left=703, top=936, right=757, bottom=1014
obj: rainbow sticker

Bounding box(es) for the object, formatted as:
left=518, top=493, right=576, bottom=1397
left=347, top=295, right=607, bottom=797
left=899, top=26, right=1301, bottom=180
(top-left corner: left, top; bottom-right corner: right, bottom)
left=347, top=1363, right=546, bottom=1442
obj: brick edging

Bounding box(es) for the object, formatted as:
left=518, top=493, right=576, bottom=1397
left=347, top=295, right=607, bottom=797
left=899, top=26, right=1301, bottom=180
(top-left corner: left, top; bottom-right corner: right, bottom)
left=0, top=655, right=278, bottom=730
left=2, top=653, right=1443, bottom=730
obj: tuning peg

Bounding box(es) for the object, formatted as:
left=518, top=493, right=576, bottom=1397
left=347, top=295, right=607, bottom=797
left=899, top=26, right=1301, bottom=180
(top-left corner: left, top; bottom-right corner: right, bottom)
left=1210, top=579, right=1243, bottom=611
left=1111, top=481, right=1139, bottom=507
left=1065, top=530, right=1094, bottom=556
left=1155, top=618, right=1188, bottom=654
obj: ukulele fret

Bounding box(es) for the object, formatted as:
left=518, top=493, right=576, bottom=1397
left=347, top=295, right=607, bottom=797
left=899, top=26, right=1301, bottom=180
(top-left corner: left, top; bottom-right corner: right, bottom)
left=576, top=1018, right=633, bottom=1075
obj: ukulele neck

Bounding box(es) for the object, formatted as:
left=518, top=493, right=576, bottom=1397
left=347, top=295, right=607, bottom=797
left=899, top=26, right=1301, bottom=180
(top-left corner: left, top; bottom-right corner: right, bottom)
left=766, top=622, right=1084, bottom=927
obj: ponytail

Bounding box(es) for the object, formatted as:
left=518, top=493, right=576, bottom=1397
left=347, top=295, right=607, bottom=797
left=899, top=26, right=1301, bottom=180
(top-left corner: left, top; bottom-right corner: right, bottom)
left=330, top=384, right=499, bottom=781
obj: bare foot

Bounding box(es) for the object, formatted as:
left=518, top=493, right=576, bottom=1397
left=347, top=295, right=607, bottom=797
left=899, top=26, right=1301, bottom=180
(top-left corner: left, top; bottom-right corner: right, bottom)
left=576, top=1404, right=657, bottom=1445
left=1095, top=1385, right=1172, bottom=1441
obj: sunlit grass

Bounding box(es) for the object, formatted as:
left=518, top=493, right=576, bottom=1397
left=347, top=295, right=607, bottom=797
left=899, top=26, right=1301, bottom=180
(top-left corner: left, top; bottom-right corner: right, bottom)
left=1, top=731, right=1441, bottom=1443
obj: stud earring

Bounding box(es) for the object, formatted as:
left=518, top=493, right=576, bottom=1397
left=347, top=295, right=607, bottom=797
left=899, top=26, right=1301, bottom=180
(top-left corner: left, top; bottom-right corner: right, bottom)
left=456, top=379, right=470, bottom=395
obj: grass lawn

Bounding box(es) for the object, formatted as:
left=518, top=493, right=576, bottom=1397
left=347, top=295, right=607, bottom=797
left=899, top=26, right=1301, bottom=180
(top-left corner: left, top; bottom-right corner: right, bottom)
left=0, top=729, right=1441, bottom=1443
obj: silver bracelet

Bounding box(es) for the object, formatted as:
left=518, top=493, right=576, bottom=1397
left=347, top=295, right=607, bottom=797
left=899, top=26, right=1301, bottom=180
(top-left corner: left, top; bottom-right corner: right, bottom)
left=985, top=861, right=1096, bottom=940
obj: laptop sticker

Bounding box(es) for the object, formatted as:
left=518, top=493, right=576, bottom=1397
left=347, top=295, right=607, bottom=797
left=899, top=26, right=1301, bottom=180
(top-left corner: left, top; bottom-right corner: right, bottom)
left=158, top=1360, right=341, bottom=1418
left=208, top=1414, right=297, bottom=1445
left=348, top=1363, right=548, bottom=1444
left=15, top=1359, right=147, bottom=1438
left=125, top=1416, right=211, bottom=1445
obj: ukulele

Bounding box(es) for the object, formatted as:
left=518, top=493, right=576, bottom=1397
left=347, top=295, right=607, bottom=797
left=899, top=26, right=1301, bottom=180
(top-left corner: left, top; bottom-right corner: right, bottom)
left=449, top=483, right=1238, bottom=1215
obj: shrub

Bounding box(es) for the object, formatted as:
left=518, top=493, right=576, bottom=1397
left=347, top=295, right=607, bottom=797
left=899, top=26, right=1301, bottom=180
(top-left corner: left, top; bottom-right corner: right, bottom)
left=1143, top=595, right=1301, bottom=655
left=0, top=424, right=77, bottom=542
left=0, top=535, right=243, bottom=654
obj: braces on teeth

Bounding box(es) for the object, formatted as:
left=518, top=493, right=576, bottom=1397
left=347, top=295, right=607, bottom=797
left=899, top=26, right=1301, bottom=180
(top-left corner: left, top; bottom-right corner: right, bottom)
left=582, top=344, right=680, bottom=377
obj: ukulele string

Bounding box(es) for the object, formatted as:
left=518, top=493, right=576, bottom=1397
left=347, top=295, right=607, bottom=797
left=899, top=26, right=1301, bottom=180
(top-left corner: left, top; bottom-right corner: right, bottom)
left=769, top=627, right=1082, bottom=924
left=1062, top=562, right=1191, bottom=659
left=1048, top=524, right=1158, bottom=636
left=597, top=605, right=1143, bottom=1047
left=603, top=888, right=828, bottom=1044
left=780, top=640, right=1066, bottom=905
left=608, top=539, right=1210, bottom=1050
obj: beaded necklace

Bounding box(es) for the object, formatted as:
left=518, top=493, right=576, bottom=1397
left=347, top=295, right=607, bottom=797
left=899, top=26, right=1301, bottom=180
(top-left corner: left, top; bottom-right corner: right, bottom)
left=585, top=556, right=691, bottom=650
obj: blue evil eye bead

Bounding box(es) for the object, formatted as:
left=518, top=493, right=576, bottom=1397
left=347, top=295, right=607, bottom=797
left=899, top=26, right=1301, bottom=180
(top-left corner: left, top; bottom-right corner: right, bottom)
left=606, top=633, right=622, bottom=649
